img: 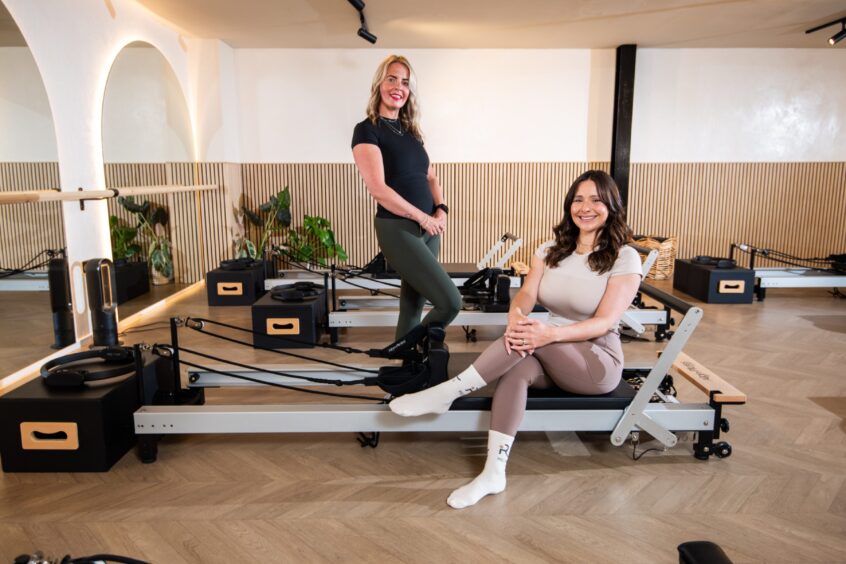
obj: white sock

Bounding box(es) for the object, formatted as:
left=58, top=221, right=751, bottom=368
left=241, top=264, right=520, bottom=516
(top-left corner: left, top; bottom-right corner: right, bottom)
left=389, top=365, right=486, bottom=417
left=447, top=430, right=514, bottom=509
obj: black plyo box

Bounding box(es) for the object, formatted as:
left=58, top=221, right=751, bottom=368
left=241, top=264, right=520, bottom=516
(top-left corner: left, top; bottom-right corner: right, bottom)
left=251, top=290, right=326, bottom=349
left=673, top=259, right=755, bottom=304
left=0, top=368, right=139, bottom=472
left=207, top=265, right=266, bottom=306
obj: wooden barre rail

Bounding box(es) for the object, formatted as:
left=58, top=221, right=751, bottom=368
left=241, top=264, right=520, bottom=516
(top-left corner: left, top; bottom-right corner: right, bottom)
left=670, top=351, right=747, bottom=404
left=0, top=184, right=219, bottom=205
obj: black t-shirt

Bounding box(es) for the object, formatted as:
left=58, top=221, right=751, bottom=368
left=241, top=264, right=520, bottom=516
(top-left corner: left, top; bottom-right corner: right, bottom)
left=351, top=118, right=433, bottom=220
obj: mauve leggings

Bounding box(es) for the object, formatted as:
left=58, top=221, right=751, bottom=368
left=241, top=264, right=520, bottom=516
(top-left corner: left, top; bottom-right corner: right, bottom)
left=472, top=332, right=624, bottom=436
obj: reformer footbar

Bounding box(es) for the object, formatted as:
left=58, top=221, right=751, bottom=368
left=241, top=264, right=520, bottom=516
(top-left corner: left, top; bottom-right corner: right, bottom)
left=134, top=282, right=746, bottom=463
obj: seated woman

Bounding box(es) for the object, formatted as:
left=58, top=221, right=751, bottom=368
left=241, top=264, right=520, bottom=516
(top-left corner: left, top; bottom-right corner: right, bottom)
left=389, top=170, right=643, bottom=509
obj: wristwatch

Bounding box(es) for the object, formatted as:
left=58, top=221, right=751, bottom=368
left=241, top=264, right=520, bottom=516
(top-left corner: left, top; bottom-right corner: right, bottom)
left=435, top=203, right=449, bottom=214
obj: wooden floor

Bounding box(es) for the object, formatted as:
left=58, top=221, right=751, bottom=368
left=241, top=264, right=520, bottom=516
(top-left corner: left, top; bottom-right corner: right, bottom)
left=1, top=283, right=845, bottom=563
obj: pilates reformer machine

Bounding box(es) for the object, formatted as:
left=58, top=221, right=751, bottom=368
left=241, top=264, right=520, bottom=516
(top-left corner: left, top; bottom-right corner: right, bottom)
left=729, top=243, right=846, bottom=300
left=265, top=240, right=674, bottom=343
left=133, top=280, right=745, bottom=463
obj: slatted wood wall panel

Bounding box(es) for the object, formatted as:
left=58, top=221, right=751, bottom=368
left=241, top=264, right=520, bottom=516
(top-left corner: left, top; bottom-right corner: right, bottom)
left=628, top=162, right=846, bottom=268
left=240, top=162, right=611, bottom=268
left=169, top=162, right=229, bottom=282
left=0, top=163, right=64, bottom=273
left=105, top=163, right=169, bottom=271
left=105, top=163, right=229, bottom=283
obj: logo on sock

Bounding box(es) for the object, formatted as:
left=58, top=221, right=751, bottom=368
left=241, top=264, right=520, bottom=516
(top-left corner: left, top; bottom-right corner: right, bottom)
left=456, top=375, right=477, bottom=394
left=498, top=444, right=510, bottom=458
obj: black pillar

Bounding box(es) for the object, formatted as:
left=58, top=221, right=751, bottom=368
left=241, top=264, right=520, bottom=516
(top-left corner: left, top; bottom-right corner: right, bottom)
left=611, top=44, right=637, bottom=207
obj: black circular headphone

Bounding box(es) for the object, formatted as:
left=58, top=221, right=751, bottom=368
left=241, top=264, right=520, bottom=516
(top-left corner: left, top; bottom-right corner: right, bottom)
left=40, top=346, right=136, bottom=388
left=693, top=255, right=737, bottom=269
left=219, top=258, right=262, bottom=271
left=270, top=281, right=323, bottom=302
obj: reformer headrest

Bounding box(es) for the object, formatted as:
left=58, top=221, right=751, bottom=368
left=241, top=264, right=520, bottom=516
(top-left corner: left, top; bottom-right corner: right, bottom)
left=692, top=256, right=736, bottom=269
left=40, top=346, right=136, bottom=388
left=220, top=258, right=262, bottom=271
left=270, top=281, right=323, bottom=302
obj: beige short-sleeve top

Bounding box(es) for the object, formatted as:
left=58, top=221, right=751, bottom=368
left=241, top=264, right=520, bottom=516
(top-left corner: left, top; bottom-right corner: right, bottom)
left=534, top=241, right=643, bottom=328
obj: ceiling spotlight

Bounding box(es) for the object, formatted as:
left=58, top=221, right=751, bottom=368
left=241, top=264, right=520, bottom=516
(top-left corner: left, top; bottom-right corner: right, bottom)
left=806, top=16, right=846, bottom=46
left=347, top=0, right=377, bottom=44
left=358, top=28, right=377, bottom=44
left=829, top=23, right=846, bottom=46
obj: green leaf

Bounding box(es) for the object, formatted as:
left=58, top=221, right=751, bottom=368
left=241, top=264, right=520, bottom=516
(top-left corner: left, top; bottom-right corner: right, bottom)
left=151, top=206, right=168, bottom=227
left=243, top=207, right=263, bottom=226
left=278, top=187, right=291, bottom=209
left=259, top=200, right=273, bottom=213
left=244, top=239, right=257, bottom=259
left=276, top=208, right=291, bottom=227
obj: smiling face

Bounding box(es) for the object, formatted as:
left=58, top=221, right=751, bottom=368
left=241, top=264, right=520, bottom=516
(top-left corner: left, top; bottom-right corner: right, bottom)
left=570, top=180, right=609, bottom=237
left=378, top=62, right=410, bottom=117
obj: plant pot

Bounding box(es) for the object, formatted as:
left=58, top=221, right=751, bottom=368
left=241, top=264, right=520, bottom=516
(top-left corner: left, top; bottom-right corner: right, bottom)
left=151, top=267, right=172, bottom=286
left=114, top=260, right=150, bottom=304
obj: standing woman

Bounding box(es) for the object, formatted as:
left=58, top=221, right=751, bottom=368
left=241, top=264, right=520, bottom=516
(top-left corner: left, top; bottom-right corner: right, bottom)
left=352, top=55, right=461, bottom=340
left=389, top=170, right=643, bottom=509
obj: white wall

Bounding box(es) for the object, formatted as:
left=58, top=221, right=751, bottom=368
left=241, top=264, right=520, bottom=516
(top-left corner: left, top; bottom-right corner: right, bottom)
left=102, top=47, right=193, bottom=162
left=632, top=49, right=846, bottom=162
left=233, top=49, right=599, bottom=163
left=2, top=0, right=199, bottom=338
left=0, top=47, right=58, bottom=162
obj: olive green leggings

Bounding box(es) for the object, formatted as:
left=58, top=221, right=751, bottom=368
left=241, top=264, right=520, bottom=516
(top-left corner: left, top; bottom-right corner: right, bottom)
left=374, top=217, right=462, bottom=339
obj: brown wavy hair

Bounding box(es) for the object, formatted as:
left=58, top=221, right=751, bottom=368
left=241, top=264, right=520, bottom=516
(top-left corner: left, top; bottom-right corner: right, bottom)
left=366, top=55, right=423, bottom=142
left=544, top=170, right=633, bottom=274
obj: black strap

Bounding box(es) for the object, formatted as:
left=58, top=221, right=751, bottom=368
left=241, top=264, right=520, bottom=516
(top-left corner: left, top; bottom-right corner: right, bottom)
left=171, top=356, right=386, bottom=402
left=188, top=317, right=370, bottom=356
left=177, top=345, right=370, bottom=386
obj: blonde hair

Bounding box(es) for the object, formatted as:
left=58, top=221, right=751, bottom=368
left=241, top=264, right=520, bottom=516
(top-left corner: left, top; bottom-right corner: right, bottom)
left=366, top=55, right=423, bottom=141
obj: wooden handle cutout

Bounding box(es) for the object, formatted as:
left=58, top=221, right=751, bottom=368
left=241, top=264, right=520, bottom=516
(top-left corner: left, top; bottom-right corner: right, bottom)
left=267, top=318, right=300, bottom=335
left=217, top=282, right=244, bottom=296
left=20, top=422, right=80, bottom=450
left=718, top=280, right=745, bottom=294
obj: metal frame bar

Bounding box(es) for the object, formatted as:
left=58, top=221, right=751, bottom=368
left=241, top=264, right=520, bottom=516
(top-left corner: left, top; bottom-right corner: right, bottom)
left=135, top=282, right=703, bottom=453
left=135, top=403, right=713, bottom=435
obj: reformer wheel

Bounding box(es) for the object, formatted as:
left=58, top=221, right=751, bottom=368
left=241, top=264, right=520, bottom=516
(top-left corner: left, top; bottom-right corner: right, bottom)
left=720, top=418, right=730, bottom=433
left=714, top=441, right=732, bottom=458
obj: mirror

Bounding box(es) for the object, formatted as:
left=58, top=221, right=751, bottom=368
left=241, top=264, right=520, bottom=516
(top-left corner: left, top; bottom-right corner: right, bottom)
left=101, top=41, right=200, bottom=320
left=0, top=2, right=65, bottom=377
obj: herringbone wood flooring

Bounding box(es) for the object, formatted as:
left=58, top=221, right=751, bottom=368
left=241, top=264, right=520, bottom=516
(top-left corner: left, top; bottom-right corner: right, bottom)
left=1, top=283, right=845, bottom=563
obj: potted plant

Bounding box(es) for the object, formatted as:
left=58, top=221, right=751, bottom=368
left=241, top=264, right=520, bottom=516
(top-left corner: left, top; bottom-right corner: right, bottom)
left=109, top=214, right=150, bottom=303
left=280, top=215, right=348, bottom=269
left=119, top=196, right=173, bottom=285
left=234, top=187, right=292, bottom=260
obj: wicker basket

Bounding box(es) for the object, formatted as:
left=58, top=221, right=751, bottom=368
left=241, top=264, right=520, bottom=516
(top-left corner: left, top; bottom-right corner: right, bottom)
left=634, top=235, right=678, bottom=280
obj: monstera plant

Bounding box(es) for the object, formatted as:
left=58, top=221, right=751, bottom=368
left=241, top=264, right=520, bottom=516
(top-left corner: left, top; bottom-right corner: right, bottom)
left=281, top=214, right=348, bottom=268
left=119, top=195, right=173, bottom=284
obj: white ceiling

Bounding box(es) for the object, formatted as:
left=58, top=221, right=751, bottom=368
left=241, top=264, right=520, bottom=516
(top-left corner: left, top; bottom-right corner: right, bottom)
left=135, top=0, right=846, bottom=49
left=1, top=0, right=845, bottom=48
